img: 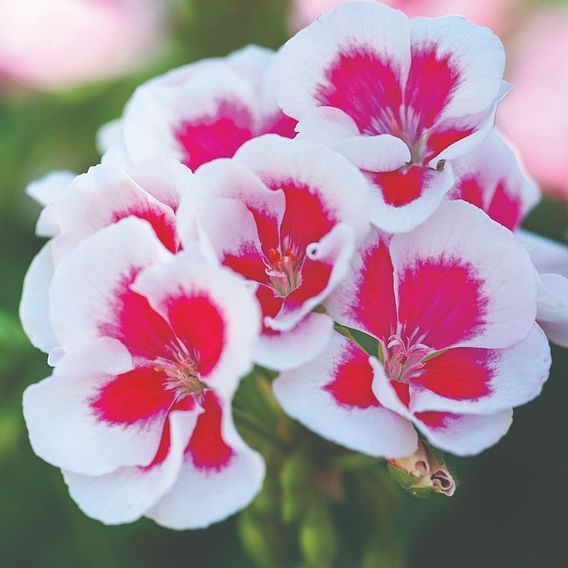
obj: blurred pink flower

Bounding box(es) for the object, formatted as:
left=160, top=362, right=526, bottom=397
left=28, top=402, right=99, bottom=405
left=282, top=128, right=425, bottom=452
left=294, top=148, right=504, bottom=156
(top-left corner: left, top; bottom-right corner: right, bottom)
left=291, top=0, right=524, bottom=34
left=498, top=10, right=568, bottom=199
left=0, top=0, right=165, bottom=90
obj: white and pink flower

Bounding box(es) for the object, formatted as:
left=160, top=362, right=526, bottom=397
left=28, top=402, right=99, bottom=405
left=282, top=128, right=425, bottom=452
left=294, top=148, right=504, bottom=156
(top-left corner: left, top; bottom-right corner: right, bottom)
left=273, top=1, right=508, bottom=232
left=23, top=218, right=264, bottom=529
left=102, top=46, right=297, bottom=171
left=446, top=130, right=568, bottom=348
left=450, top=130, right=539, bottom=231
left=20, top=159, right=192, bottom=360
left=274, top=201, right=551, bottom=456
left=177, top=134, right=372, bottom=370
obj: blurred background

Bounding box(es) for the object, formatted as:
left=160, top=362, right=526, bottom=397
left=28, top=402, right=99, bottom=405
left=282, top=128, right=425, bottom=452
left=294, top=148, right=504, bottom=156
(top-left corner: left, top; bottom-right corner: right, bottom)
left=0, top=1, right=567, bottom=566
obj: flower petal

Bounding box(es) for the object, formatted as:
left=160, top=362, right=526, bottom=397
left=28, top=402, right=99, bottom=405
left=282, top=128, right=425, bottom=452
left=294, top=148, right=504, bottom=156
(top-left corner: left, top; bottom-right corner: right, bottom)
left=255, top=311, right=334, bottom=371
left=23, top=338, right=170, bottom=476
left=51, top=164, right=179, bottom=261
left=518, top=230, right=568, bottom=279
left=325, top=228, right=397, bottom=341
left=19, top=242, right=58, bottom=355
left=413, top=409, right=513, bottom=457
left=273, top=333, right=418, bottom=458
left=408, top=16, right=505, bottom=126
left=536, top=274, right=568, bottom=347
left=410, top=325, right=550, bottom=414
left=390, top=201, right=537, bottom=349
left=274, top=2, right=410, bottom=127
left=147, top=393, right=265, bottom=530
left=234, top=134, right=372, bottom=241
left=451, top=130, right=539, bottom=231
left=132, top=249, right=261, bottom=399
left=50, top=217, right=174, bottom=356
left=62, top=406, right=197, bottom=525
left=123, top=64, right=259, bottom=169
left=269, top=223, right=355, bottom=331
left=365, top=162, right=454, bottom=233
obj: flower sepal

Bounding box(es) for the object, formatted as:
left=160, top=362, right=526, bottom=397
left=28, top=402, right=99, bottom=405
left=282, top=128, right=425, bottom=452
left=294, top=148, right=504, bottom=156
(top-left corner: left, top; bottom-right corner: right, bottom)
left=387, top=441, right=456, bottom=498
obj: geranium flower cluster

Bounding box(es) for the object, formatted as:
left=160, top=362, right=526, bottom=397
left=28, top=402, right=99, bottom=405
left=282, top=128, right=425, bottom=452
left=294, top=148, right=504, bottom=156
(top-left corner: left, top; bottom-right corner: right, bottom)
left=20, top=2, right=568, bottom=530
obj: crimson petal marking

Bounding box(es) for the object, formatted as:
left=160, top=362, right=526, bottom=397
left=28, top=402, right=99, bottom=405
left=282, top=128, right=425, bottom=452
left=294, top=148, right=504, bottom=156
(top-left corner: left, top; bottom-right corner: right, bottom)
left=404, top=44, right=460, bottom=135
left=262, top=111, right=297, bottom=138
left=316, top=47, right=403, bottom=135
left=414, top=410, right=458, bottom=430
left=165, top=294, right=225, bottom=378
left=175, top=99, right=255, bottom=170
left=100, top=277, right=177, bottom=361
left=486, top=182, right=523, bottom=231
left=324, top=339, right=379, bottom=409
left=350, top=235, right=397, bottom=341
left=223, top=246, right=271, bottom=286
left=413, top=408, right=514, bottom=456
left=111, top=205, right=178, bottom=253
left=454, top=176, right=485, bottom=209
left=90, top=365, right=175, bottom=426
left=143, top=398, right=197, bottom=470
left=396, top=256, right=488, bottom=350
left=281, top=258, right=332, bottom=312
left=256, top=284, right=284, bottom=335
left=425, top=124, right=475, bottom=163
left=274, top=333, right=419, bottom=458
left=368, top=165, right=432, bottom=208
left=186, top=391, right=234, bottom=471
left=272, top=179, right=335, bottom=252
left=411, top=348, right=493, bottom=401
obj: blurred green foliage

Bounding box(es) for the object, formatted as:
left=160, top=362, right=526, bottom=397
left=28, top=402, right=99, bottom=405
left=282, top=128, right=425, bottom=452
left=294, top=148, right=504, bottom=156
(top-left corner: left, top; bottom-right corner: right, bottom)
left=1, top=1, right=567, bottom=566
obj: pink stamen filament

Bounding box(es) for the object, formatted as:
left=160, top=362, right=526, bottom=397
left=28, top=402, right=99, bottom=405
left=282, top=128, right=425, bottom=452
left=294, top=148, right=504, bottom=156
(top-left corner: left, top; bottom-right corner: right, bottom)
left=155, top=341, right=206, bottom=401
left=266, top=246, right=302, bottom=297
left=383, top=334, right=431, bottom=382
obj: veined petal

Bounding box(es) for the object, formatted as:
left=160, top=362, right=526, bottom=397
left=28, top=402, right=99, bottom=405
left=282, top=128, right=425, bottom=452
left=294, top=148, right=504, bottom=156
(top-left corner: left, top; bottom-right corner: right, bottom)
left=274, top=2, right=410, bottom=127
left=51, top=164, right=179, bottom=261
left=408, top=16, right=505, bottom=127
left=366, top=162, right=454, bottom=233
left=274, top=333, right=418, bottom=458
left=50, top=217, right=174, bottom=357
left=390, top=201, right=538, bottom=350
left=413, top=409, right=513, bottom=457
left=425, top=81, right=510, bottom=163
left=23, top=338, right=170, bottom=476
left=148, top=393, right=265, bottom=530
left=410, top=325, right=551, bottom=414
left=132, top=249, right=261, bottom=399
left=325, top=228, right=397, bottom=341
left=62, top=406, right=198, bottom=526
left=451, top=130, right=539, bottom=231
left=296, top=106, right=411, bottom=172
left=269, top=223, right=355, bottom=331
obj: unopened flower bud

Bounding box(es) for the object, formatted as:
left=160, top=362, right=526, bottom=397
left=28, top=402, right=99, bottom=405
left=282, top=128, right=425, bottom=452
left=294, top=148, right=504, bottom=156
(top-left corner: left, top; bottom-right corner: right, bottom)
left=387, top=441, right=456, bottom=497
